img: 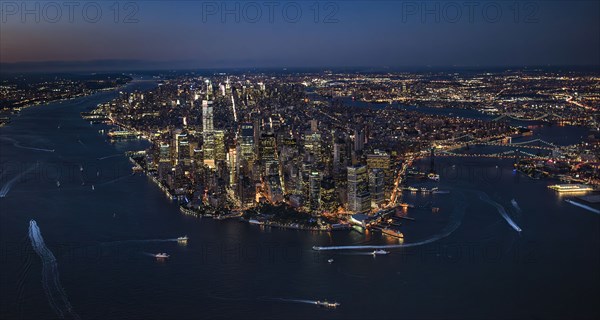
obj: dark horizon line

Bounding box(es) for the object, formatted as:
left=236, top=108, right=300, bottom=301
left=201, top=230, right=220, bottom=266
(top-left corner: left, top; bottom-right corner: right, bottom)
left=2, top=59, right=599, bottom=74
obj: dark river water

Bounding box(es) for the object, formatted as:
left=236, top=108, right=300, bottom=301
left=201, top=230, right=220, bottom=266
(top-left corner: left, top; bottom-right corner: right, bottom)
left=1, top=81, right=598, bottom=319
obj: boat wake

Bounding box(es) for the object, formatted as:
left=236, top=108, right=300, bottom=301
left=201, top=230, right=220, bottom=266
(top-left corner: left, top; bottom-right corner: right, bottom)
left=0, top=137, right=55, bottom=152
left=97, top=175, right=133, bottom=187
left=477, top=192, right=522, bottom=233
left=0, top=164, right=38, bottom=198
left=97, top=154, right=122, bottom=160
left=336, top=251, right=376, bottom=256
left=314, top=192, right=467, bottom=251
left=28, top=220, right=79, bottom=319
left=511, top=199, right=522, bottom=213
left=267, top=298, right=318, bottom=305
left=102, top=238, right=179, bottom=246
left=565, top=199, right=600, bottom=215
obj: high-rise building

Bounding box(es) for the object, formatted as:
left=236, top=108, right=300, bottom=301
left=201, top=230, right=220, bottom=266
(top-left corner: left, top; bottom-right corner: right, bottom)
left=347, top=165, right=370, bottom=213
left=203, top=130, right=225, bottom=169
left=259, top=133, right=277, bottom=175
left=367, top=149, right=391, bottom=192
left=309, top=171, right=321, bottom=212
left=239, top=123, right=255, bottom=163
left=175, top=133, right=191, bottom=165
left=369, top=169, right=385, bottom=208
left=303, top=131, right=322, bottom=163
left=353, top=127, right=365, bottom=153
left=202, top=100, right=214, bottom=133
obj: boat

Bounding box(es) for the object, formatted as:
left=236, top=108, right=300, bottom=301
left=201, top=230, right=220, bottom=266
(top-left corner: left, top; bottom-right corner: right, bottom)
left=155, top=253, right=170, bottom=260
left=548, top=184, right=593, bottom=193
left=432, top=190, right=450, bottom=194
left=381, top=228, right=404, bottom=239
left=407, top=186, right=418, bottom=192
left=177, top=236, right=188, bottom=244
left=372, top=250, right=389, bottom=256
left=327, top=258, right=334, bottom=263
left=316, top=300, right=340, bottom=308
left=91, top=185, right=95, bottom=190
left=56, top=180, right=60, bottom=187
left=428, top=173, right=440, bottom=181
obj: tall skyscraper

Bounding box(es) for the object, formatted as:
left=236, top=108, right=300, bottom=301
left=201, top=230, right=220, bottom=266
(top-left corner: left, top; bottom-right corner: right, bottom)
left=347, top=165, right=370, bottom=213
left=309, top=171, right=321, bottom=212
left=202, top=100, right=214, bottom=133
left=369, top=169, right=385, bottom=208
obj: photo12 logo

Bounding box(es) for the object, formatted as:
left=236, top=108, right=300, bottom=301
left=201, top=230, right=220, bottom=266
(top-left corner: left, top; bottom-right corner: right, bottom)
left=201, top=1, right=340, bottom=23
left=400, top=1, right=540, bottom=23
left=1, top=1, right=140, bottom=23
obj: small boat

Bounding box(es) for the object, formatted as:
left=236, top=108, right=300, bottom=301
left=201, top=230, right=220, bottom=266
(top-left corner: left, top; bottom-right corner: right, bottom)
left=56, top=180, right=60, bottom=187
left=177, top=236, right=188, bottom=244
left=155, top=253, right=170, bottom=260
left=316, top=300, right=340, bottom=308
left=372, top=250, right=389, bottom=256
left=327, top=258, right=334, bottom=263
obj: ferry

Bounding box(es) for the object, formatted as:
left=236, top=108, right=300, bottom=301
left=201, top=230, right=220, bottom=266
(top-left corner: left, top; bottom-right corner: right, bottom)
left=381, top=228, right=404, bottom=239
left=428, top=173, right=440, bottom=181
left=316, top=300, right=340, bottom=308
left=155, top=253, right=170, bottom=260
left=548, top=184, right=594, bottom=193
left=177, top=236, right=188, bottom=244
left=372, top=249, right=389, bottom=256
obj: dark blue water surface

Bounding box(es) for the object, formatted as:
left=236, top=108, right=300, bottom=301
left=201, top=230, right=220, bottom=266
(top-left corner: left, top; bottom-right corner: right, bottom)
left=1, top=81, right=598, bottom=319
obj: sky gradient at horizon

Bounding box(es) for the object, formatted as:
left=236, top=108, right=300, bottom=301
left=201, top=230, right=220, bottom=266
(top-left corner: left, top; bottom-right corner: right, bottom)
left=1, top=0, right=599, bottom=69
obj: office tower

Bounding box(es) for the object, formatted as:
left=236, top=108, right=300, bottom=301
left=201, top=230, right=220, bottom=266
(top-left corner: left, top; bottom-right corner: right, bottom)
left=347, top=165, right=370, bottom=213
left=303, top=131, right=322, bottom=163
left=353, top=127, right=365, bottom=153
left=366, top=149, right=391, bottom=191
left=202, top=130, right=225, bottom=170
left=202, top=100, right=214, bottom=133
left=259, top=133, right=277, bottom=176
left=175, top=133, right=191, bottom=165
left=309, top=171, right=321, bottom=212
left=369, top=169, right=385, bottom=208
left=239, top=123, right=255, bottom=163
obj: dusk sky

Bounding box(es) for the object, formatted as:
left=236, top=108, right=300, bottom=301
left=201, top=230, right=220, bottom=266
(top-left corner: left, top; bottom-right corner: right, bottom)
left=1, top=0, right=599, bottom=69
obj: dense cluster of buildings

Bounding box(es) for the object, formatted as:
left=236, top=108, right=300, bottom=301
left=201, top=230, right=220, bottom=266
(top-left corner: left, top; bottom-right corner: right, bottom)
left=95, top=72, right=524, bottom=218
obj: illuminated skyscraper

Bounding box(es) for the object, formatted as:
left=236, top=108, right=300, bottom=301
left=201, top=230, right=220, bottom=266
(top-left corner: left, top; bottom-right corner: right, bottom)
left=202, top=100, right=214, bottom=133
left=347, top=165, right=370, bottom=213
left=369, top=169, right=385, bottom=208
left=309, top=171, right=321, bottom=212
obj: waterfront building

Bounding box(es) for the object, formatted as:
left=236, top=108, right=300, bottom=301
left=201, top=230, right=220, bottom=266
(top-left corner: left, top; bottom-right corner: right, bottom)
left=347, top=165, right=371, bottom=213
left=369, top=169, right=385, bottom=208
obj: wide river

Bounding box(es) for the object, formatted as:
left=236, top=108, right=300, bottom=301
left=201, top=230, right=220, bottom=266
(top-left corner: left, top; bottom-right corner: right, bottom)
left=1, top=80, right=598, bottom=319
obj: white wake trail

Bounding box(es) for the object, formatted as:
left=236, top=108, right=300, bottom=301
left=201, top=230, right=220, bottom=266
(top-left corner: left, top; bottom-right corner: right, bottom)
left=477, top=192, right=522, bottom=233
left=28, top=220, right=79, bottom=319
left=0, top=137, right=55, bottom=152
left=0, top=164, right=38, bottom=198
left=314, top=193, right=467, bottom=251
